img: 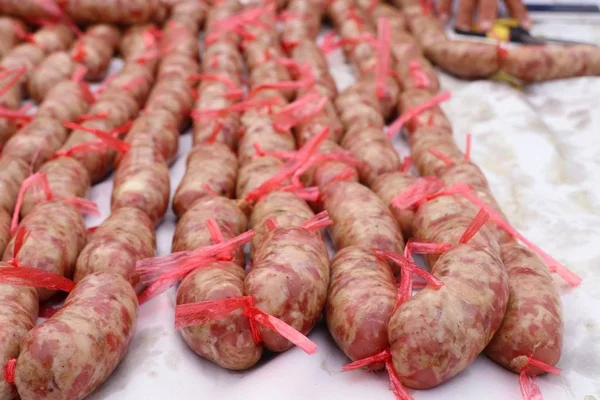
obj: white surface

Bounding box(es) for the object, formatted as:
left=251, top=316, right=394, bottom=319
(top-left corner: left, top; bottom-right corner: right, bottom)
left=81, top=22, right=600, bottom=400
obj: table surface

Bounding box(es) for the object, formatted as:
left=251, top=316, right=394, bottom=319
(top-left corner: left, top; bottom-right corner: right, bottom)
left=77, top=17, right=600, bottom=400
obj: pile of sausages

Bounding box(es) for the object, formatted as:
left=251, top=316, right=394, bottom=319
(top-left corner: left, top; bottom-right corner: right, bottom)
left=0, top=0, right=586, bottom=399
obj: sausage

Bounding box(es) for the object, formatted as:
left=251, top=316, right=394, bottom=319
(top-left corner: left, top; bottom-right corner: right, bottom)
left=27, top=52, right=74, bottom=103
left=502, top=44, right=600, bottom=82
left=20, top=157, right=90, bottom=217
left=245, top=223, right=329, bottom=352
left=326, top=246, right=396, bottom=365
left=111, top=132, right=170, bottom=224
left=291, top=40, right=337, bottom=100
left=335, top=85, right=386, bottom=132
left=156, top=51, right=200, bottom=82
left=0, top=209, right=10, bottom=256
left=119, top=24, right=158, bottom=63
left=171, top=192, right=261, bottom=369
left=399, top=89, right=452, bottom=134
left=103, top=63, right=155, bottom=106
left=0, top=156, right=28, bottom=214
left=294, top=99, right=344, bottom=145
left=63, top=0, right=161, bottom=24
left=0, top=264, right=38, bottom=400
left=341, top=125, right=401, bottom=186
left=14, top=272, right=138, bottom=400
left=169, top=0, right=206, bottom=33
left=2, top=117, right=68, bottom=170
left=485, top=242, right=563, bottom=374
left=176, top=262, right=262, bottom=370
left=322, top=180, right=404, bottom=256
left=237, top=156, right=289, bottom=201
left=238, top=116, right=296, bottom=166
left=0, top=17, right=25, bottom=59
left=172, top=143, right=238, bottom=219
left=192, top=83, right=241, bottom=148
left=2, top=200, right=87, bottom=301
left=144, top=78, right=195, bottom=129
left=74, top=207, right=155, bottom=286
left=408, top=126, right=461, bottom=176
left=36, top=80, right=92, bottom=123
left=172, top=196, right=248, bottom=266
left=59, top=91, right=139, bottom=183
left=371, top=171, right=417, bottom=238
left=281, top=10, right=323, bottom=50
left=388, top=242, right=509, bottom=389
left=122, top=111, right=179, bottom=165
left=160, top=22, right=200, bottom=60
left=28, top=24, right=74, bottom=54
left=249, top=191, right=314, bottom=250
left=71, top=24, right=121, bottom=81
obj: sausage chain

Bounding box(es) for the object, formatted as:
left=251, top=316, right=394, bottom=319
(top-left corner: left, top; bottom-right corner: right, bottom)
left=0, top=24, right=74, bottom=145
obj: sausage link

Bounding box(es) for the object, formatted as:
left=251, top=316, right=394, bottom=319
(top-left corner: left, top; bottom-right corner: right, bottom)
left=502, top=44, right=600, bottom=82
left=172, top=197, right=247, bottom=266
left=336, top=86, right=385, bottom=132
left=341, top=126, right=401, bottom=186
left=0, top=156, right=28, bottom=214
left=326, top=246, right=396, bottom=365
left=2, top=200, right=86, bottom=301
left=0, top=264, right=38, bottom=400
left=249, top=191, right=314, bottom=256
left=0, top=17, right=25, bottom=58
left=74, top=207, right=155, bottom=286
left=27, top=52, right=74, bottom=103
left=236, top=157, right=286, bottom=201
left=103, top=63, right=155, bottom=106
left=2, top=117, right=68, bottom=170
left=15, top=272, right=138, bottom=400
left=157, top=52, right=200, bottom=82
left=485, top=242, right=563, bottom=374
left=176, top=262, right=262, bottom=370
left=71, top=24, right=121, bottom=81
left=399, top=89, right=452, bottom=134
left=294, top=99, right=344, bottom=145
left=169, top=0, right=206, bottom=33
left=123, top=111, right=179, bottom=165
left=35, top=80, right=92, bottom=122
left=111, top=132, right=170, bottom=224
left=246, top=225, right=329, bottom=352
left=144, top=78, right=195, bottom=129
left=322, top=181, right=404, bottom=256
left=172, top=143, right=238, bottom=219
left=30, top=24, right=74, bottom=54
left=388, top=244, right=509, bottom=389
left=20, top=157, right=90, bottom=217
left=238, top=117, right=296, bottom=166
left=64, top=0, right=160, bottom=24
left=371, top=171, right=416, bottom=239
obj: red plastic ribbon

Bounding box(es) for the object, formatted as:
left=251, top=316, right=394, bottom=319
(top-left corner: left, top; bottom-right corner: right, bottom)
left=343, top=350, right=414, bottom=400
left=387, top=91, right=451, bottom=138
left=175, top=296, right=318, bottom=355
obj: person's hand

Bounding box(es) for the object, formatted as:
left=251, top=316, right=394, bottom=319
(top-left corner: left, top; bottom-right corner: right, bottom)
left=436, top=0, right=531, bottom=32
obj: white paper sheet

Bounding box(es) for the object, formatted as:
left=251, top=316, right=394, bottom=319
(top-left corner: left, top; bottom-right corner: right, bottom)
left=81, top=21, right=600, bottom=400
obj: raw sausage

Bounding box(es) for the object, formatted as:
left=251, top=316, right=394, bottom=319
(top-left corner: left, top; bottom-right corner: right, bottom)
left=326, top=246, right=396, bottom=365
left=172, top=143, right=238, bottom=219
left=74, top=207, right=155, bottom=286
left=112, top=132, right=170, bottom=224
left=14, top=272, right=138, bottom=400
left=2, top=200, right=86, bottom=301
